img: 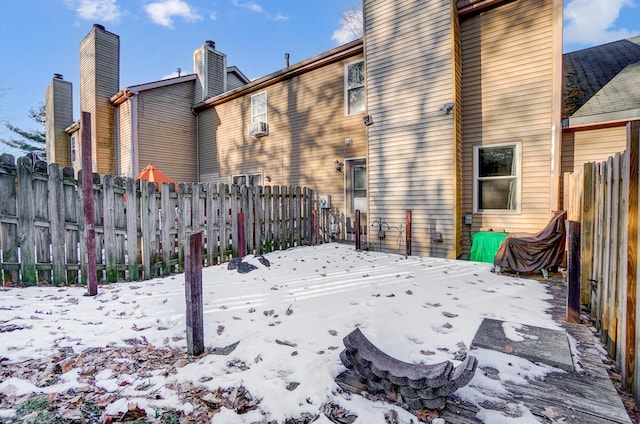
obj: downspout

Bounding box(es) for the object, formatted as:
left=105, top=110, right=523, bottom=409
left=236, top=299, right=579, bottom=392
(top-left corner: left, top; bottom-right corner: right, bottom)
left=131, top=94, right=139, bottom=177
left=192, top=106, right=200, bottom=182
left=549, top=0, right=563, bottom=213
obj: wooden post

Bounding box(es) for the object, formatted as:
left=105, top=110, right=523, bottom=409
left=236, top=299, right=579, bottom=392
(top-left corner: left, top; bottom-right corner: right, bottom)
left=406, top=210, right=412, bottom=256
left=626, top=120, right=639, bottom=394
left=185, top=231, right=204, bottom=356
left=237, top=211, right=246, bottom=258
left=566, top=220, right=581, bottom=323
left=581, top=162, right=595, bottom=305
left=81, top=112, right=98, bottom=296
left=355, top=210, right=361, bottom=250
left=311, top=210, right=318, bottom=245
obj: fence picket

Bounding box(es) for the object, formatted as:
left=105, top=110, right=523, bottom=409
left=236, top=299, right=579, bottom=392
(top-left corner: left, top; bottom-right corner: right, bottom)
left=17, top=157, right=36, bottom=284
left=48, top=164, right=66, bottom=285
left=0, top=154, right=320, bottom=288
left=103, top=175, right=117, bottom=283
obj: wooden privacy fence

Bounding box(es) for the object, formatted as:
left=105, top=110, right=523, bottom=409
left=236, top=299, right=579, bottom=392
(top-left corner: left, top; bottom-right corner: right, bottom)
left=0, top=154, right=318, bottom=286
left=563, top=121, right=639, bottom=401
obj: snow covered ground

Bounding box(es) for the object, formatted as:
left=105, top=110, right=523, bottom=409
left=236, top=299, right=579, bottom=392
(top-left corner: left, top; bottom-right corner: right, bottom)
left=0, top=243, right=565, bottom=423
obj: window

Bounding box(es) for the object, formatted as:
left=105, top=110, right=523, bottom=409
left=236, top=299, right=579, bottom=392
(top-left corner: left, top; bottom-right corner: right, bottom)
left=251, top=92, right=267, bottom=123
left=70, top=135, right=77, bottom=163
left=345, top=60, right=365, bottom=115
left=232, top=172, right=262, bottom=186
left=473, top=143, right=520, bottom=213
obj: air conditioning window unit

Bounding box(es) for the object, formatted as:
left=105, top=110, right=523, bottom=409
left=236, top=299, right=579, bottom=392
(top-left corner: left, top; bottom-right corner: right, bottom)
left=248, top=121, right=269, bottom=138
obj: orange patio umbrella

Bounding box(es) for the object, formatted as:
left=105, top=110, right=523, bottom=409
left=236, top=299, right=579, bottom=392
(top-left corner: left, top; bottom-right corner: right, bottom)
left=134, top=164, right=177, bottom=190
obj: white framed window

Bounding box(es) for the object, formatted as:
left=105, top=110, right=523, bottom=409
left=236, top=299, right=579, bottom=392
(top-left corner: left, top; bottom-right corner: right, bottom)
left=344, top=60, right=365, bottom=115
left=70, top=134, right=77, bottom=163
left=232, top=172, right=263, bottom=187
left=251, top=92, right=267, bottom=123
left=473, top=142, right=521, bottom=213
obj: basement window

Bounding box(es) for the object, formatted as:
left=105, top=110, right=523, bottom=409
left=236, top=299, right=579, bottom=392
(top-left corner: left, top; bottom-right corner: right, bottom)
left=473, top=142, right=521, bottom=213
left=232, top=173, right=262, bottom=187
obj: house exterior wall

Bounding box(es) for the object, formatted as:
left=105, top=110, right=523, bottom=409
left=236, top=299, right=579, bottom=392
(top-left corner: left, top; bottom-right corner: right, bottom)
left=197, top=51, right=366, bottom=225
left=561, top=126, right=628, bottom=173
left=136, top=81, right=197, bottom=182
left=364, top=0, right=461, bottom=258
left=115, top=99, right=132, bottom=177
left=460, top=0, right=558, bottom=241
left=79, top=24, right=119, bottom=175
left=45, top=76, right=73, bottom=166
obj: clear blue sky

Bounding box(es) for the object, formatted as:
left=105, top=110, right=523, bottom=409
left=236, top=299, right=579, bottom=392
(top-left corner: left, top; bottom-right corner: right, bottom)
left=1, top=0, right=639, bottom=157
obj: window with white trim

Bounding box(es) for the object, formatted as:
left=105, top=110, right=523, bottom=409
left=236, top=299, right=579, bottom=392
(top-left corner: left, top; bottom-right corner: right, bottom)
left=232, top=172, right=262, bottom=187
left=251, top=92, right=267, bottom=124
left=345, top=60, right=365, bottom=115
left=473, top=143, right=520, bottom=213
left=70, top=134, right=77, bottom=163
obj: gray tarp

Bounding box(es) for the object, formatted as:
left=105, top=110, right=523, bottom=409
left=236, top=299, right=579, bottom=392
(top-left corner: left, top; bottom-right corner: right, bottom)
left=494, top=210, right=567, bottom=273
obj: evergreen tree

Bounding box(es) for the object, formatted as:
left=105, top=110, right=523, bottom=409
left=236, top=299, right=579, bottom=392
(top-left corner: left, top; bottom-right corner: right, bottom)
left=1, top=103, right=46, bottom=159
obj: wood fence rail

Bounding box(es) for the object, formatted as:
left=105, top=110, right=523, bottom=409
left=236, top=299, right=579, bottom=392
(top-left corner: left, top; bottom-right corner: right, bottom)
left=0, top=154, right=319, bottom=286
left=563, top=121, right=640, bottom=402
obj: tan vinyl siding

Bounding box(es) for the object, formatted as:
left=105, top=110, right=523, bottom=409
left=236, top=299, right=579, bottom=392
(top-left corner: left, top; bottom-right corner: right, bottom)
left=136, top=81, right=197, bottom=183
left=79, top=26, right=119, bottom=175
left=45, top=78, right=73, bottom=166
left=197, top=53, right=366, bottom=221
left=562, top=127, right=627, bottom=172
left=461, top=0, right=555, bottom=238
left=365, top=0, right=459, bottom=258
left=115, top=100, right=132, bottom=176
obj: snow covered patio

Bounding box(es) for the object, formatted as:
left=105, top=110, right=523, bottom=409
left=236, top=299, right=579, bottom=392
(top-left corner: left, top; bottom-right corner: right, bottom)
left=0, top=243, right=631, bottom=423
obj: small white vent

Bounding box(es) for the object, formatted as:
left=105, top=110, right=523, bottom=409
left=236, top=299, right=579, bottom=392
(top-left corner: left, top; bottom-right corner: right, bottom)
left=248, top=121, right=268, bottom=138
left=318, top=195, right=331, bottom=209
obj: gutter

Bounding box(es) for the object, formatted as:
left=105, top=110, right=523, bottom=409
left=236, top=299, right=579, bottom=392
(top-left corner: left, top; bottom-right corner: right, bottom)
left=457, top=0, right=517, bottom=17
left=194, top=39, right=364, bottom=112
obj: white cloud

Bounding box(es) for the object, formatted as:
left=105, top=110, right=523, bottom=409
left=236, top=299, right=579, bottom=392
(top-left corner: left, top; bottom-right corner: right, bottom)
left=67, top=0, right=122, bottom=22
left=273, top=13, right=288, bottom=21
left=564, top=0, right=637, bottom=46
left=232, top=0, right=263, bottom=13
left=144, top=0, right=203, bottom=29
left=331, top=7, right=363, bottom=45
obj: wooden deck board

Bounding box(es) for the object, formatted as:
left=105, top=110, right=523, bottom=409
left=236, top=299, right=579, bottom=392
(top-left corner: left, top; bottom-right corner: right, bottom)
left=436, top=275, right=632, bottom=423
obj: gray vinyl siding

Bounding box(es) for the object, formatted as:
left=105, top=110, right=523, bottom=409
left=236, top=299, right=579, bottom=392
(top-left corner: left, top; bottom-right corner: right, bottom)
left=460, top=0, right=556, bottom=238
left=45, top=78, right=73, bottom=166
left=227, top=72, right=246, bottom=91
left=79, top=26, right=119, bottom=175
left=208, top=50, right=226, bottom=97
left=194, top=48, right=204, bottom=103
left=197, top=107, right=221, bottom=183
left=365, top=0, right=459, bottom=258
left=197, top=53, right=366, bottom=222
left=115, top=100, right=132, bottom=177
left=136, top=81, right=197, bottom=183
